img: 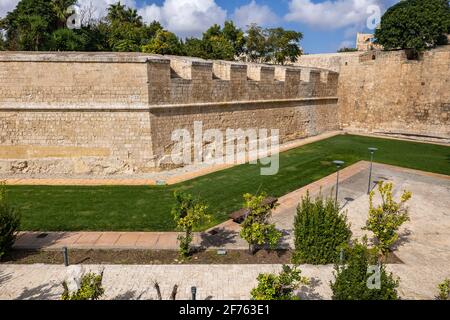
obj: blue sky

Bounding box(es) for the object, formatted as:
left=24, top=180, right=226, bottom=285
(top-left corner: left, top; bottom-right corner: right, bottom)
left=0, top=0, right=401, bottom=53
left=133, top=0, right=401, bottom=53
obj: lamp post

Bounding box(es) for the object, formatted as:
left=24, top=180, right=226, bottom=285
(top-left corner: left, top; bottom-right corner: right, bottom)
left=332, top=160, right=345, bottom=204
left=367, top=147, right=378, bottom=194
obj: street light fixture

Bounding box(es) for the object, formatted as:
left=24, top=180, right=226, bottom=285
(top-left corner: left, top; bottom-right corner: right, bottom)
left=367, top=147, right=378, bottom=194
left=332, top=160, right=345, bottom=204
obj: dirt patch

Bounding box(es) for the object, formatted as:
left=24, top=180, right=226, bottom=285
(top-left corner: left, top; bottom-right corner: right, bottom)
left=1, top=249, right=293, bottom=265
left=0, top=248, right=403, bottom=265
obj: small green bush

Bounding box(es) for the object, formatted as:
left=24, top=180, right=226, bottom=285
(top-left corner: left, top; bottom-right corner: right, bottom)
left=240, top=193, right=282, bottom=254
left=172, top=191, right=210, bottom=258
left=363, top=181, right=411, bottom=257
left=61, top=272, right=105, bottom=300
left=331, top=240, right=399, bottom=300
left=293, top=192, right=351, bottom=264
left=0, top=182, right=21, bottom=259
left=251, top=265, right=309, bottom=300
left=437, top=279, right=450, bottom=300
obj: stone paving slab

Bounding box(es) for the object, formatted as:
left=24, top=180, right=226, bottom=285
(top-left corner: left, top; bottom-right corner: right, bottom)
left=0, top=263, right=447, bottom=300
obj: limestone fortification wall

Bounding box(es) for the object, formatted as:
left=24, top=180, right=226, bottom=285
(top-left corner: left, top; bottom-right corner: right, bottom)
left=1, top=46, right=448, bottom=177
left=295, top=52, right=361, bottom=72
left=0, top=52, right=339, bottom=176
left=338, top=46, right=450, bottom=140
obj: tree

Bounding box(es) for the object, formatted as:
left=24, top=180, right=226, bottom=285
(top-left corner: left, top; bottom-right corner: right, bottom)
left=375, top=0, right=450, bottom=51
left=105, top=2, right=149, bottom=52
left=223, top=21, right=245, bottom=56
left=293, top=192, right=352, bottom=265
left=337, top=47, right=357, bottom=53
left=239, top=193, right=282, bottom=254
left=51, top=0, right=77, bottom=28
left=49, top=28, right=87, bottom=51
left=142, top=29, right=184, bottom=55
left=363, top=181, right=412, bottom=258
left=266, top=27, right=303, bottom=65
left=244, top=24, right=267, bottom=63
left=331, top=239, right=400, bottom=300
left=185, top=23, right=239, bottom=60
left=2, top=0, right=58, bottom=50
left=251, top=265, right=309, bottom=300
left=184, top=37, right=208, bottom=59
left=171, top=191, right=210, bottom=258
left=0, top=182, right=21, bottom=259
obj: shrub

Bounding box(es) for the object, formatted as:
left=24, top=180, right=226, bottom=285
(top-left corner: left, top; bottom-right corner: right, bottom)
left=172, top=191, right=210, bottom=258
left=239, top=193, right=282, bottom=254
left=293, top=192, right=351, bottom=264
left=363, top=181, right=412, bottom=258
left=330, top=240, right=399, bottom=300
left=251, top=265, right=309, bottom=300
left=0, top=182, right=21, bottom=259
left=375, top=0, right=450, bottom=52
left=61, top=272, right=105, bottom=300
left=437, top=279, right=450, bottom=300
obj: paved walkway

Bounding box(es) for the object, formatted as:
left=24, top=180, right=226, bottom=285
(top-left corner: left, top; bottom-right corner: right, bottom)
left=0, top=263, right=446, bottom=300
left=13, top=160, right=370, bottom=251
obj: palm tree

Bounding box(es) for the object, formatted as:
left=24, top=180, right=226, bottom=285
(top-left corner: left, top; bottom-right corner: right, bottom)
left=52, top=0, right=77, bottom=28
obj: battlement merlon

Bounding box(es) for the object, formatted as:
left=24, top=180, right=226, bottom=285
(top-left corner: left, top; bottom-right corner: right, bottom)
left=0, top=52, right=339, bottom=107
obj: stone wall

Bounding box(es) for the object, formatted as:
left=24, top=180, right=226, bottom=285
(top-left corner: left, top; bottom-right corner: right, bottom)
left=338, top=46, right=450, bottom=139
left=295, top=52, right=361, bottom=72
left=149, top=98, right=338, bottom=167
left=0, top=52, right=339, bottom=176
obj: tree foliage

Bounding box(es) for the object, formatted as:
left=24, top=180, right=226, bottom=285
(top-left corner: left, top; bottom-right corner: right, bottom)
left=142, top=29, right=183, bottom=55
left=0, top=182, right=21, bottom=259
left=375, top=0, right=450, bottom=51
left=331, top=240, right=400, bottom=300
left=363, top=181, right=412, bottom=257
left=337, top=47, right=357, bottom=53
left=437, top=279, right=450, bottom=300
left=61, top=272, right=105, bottom=300
left=239, top=193, right=282, bottom=254
left=293, top=192, right=352, bottom=264
left=172, top=191, right=210, bottom=258
left=251, top=265, right=309, bottom=300
left=0, top=1, right=303, bottom=63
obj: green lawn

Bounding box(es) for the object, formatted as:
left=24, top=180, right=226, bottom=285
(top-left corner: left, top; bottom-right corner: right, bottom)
left=7, top=134, right=450, bottom=232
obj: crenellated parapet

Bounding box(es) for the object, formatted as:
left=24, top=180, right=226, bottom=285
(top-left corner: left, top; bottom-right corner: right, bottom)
left=0, top=52, right=339, bottom=107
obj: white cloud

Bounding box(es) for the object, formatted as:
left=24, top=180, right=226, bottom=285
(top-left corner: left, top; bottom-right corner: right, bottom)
left=138, top=0, right=227, bottom=38
left=76, top=0, right=137, bottom=21
left=232, top=0, right=278, bottom=28
left=0, top=0, right=19, bottom=18
left=285, top=0, right=381, bottom=30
